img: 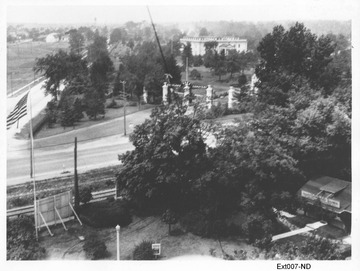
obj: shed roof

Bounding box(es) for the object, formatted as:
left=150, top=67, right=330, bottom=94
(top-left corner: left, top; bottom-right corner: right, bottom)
left=299, top=176, right=351, bottom=214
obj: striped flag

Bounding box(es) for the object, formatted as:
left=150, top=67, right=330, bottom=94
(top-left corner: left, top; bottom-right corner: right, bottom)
left=7, top=92, right=29, bottom=130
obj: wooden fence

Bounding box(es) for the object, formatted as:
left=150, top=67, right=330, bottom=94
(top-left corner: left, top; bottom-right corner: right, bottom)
left=7, top=188, right=116, bottom=218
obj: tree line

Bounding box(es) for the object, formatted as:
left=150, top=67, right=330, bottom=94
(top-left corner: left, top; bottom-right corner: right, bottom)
left=34, top=25, right=183, bottom=128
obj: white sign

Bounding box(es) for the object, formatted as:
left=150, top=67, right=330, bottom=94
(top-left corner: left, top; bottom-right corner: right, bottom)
left=152, top=243, right=161, bottom=256
left=301, top=190, right=340, bottom=208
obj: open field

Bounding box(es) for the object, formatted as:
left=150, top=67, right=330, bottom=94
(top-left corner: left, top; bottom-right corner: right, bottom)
left=182, top=65, right=254, bottom=94
left=7, top=41, right=69, bottom=94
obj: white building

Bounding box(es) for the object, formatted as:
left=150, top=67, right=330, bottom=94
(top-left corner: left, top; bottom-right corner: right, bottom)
left=180, top=36, right=247, bottom=56
left=46, top=33, right=59, bottom=43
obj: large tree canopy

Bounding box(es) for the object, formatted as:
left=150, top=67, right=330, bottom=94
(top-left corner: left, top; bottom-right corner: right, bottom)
left=117, top=102, right=209, bottom=211
left=34, top=50, right=88, bottom=100
left=256, top=23, right=338, bottom=98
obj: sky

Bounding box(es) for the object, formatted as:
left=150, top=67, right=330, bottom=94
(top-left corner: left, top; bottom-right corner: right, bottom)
left=4, top=0, right=359, bottom=25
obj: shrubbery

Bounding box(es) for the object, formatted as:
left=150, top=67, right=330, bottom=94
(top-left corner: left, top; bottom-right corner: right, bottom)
left=190, top=69, right=202, bottom=80
left=7, top=215, right=46, bottom=260
left=132, top=240, right=155, bottom=260
left=83, top=234, right=107, bottom=260
left=79, top=186, right=93, bottom=204
left=106, top=99, right=118, bottom=108
left=264, top=233, right=344, bottom=260
left=8, top=196, right=32, bottom=208
left=241, top=213, right=274, bottom=244
left=79, top=199, right=132, bottom=228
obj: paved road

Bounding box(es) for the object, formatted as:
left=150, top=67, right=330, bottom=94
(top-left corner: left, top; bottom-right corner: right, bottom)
left=6, top=79, right=153, bottom=185
left=7, top=108, right=152, bottom=185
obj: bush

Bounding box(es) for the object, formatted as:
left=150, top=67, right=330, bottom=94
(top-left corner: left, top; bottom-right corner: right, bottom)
left=7, top=216, right=46, bottom=260
left=106, top=99, right=118, bottom=108
left=79, top=186, right=93, bottom=204
left=133, top=240, right=155, bottom=260
left=79, top=199, right=132, bottom=228
left=83, top=234, right=107, bottom=260
left=190, top=69, right=202, bottom=80
left=193, top=55, right=203, bottom=67
left=242, top=213, right=274, bottom=244
left=9, top=196, right=32, bottom=208
left=128, top=101, right=138, bottom=107
left=204, top=103, right=227, bottom=119
left=254, top=235, right=273, bottom=250
left=180, top=211, right=211, bottom=237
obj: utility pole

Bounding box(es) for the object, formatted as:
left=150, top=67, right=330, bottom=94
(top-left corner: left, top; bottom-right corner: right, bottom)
left=74, top=137, right=79, bottom=210
left=186, top=57, right=189, bottom=82
left=120, top=81, right=127, bottom=136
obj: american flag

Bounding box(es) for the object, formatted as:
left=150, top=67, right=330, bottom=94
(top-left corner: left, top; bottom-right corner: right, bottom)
left=7, top=92, right=29, bottom=130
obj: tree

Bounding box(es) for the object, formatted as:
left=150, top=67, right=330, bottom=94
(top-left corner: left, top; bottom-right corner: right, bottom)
left=69, top=29, right=85, bottom=54
left=58, top=94, right=76, bottom=127
left=199, top=27, right=210, bottom=36
left=110, top=27, right=128, bottom=45
left=204, top=41, right=218, bottom=51
left=87, top=33, right=109, bottom=63
left=190, top=69, right=202, bottom=80
left=34, top=50, right=88, bottom=100
left=89, top=52, right=114, bottom=96
left=83, top=88, right=105, bottom=120
left=116, top=102, right=209, bottom=211
left=34, top=50, right=69, bottom=100
left=181, top=42, right=193, bottom=68
left=162, top=209, right=178, bottom=235
left=121, top=41, right=181, bottom=103
left=193, top=55, right=203, bottom=67
left=45, top=100, right=57, bottom=127
left=225, top=50, right=240, bottom=79
left=212, top=50, right=227, bottom=81
left=7, top=216, right=46, bottom=260
left=256, top=22, right=337, bottom=95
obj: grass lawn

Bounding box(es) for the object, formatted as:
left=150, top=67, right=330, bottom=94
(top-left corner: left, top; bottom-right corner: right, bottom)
left=32, top=101, right=154, bottom=140
left=184, top=65, right=254, bottom=94
left=7, top=41, right=69, bottom=94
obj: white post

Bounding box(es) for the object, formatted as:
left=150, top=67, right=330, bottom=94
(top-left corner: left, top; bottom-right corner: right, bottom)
left=143, top=87, right=148, bottom=103
left=183, top=82, right=190, bottom=105
left=162, top=82, right=168, bottom=104
left=206, top=85, right=213, bottom=109
left=228, top=86, right=235, bottom=109
left=116, top=225, right=120, bottom=260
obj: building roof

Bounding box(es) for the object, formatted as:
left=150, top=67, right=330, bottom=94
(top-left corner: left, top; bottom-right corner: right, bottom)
left=299, top=176, right=351, bottom=214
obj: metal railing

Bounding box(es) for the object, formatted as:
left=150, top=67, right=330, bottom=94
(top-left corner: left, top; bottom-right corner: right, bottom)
left=7, top=188, right=116, bottom=218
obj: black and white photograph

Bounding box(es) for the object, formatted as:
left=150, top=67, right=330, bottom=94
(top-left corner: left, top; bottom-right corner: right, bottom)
left=1, top=0, right=359, bottom=269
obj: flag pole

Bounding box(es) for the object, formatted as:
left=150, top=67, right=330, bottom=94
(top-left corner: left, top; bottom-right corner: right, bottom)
left=28, top=89, right=38, bottom=240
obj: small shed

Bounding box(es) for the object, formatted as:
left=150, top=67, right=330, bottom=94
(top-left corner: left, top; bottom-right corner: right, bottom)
left=298, top=176, right=351, bottom=233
